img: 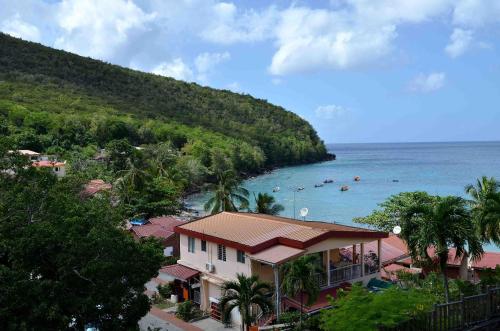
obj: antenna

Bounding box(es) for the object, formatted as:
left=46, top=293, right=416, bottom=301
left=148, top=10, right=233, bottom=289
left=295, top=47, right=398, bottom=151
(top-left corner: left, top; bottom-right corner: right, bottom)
left=299, top=207, right=308, bottom=220
left=392, top=225, right=401, bottom=235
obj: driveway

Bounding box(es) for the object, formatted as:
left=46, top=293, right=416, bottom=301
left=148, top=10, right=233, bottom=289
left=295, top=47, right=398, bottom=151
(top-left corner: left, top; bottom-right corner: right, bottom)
left=139, top=307, right=203, bottom=331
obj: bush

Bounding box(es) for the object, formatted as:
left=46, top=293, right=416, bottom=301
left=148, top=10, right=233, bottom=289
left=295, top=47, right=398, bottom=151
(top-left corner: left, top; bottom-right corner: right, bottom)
left=157, top=283, right=172, bottom=299
left=320, top=284, right=437, bottom=331
left=176, top=300, right=195, bottom=321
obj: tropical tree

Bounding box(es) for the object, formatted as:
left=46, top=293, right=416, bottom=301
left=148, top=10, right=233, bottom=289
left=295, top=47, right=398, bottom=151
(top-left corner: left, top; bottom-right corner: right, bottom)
left=398, top=195, right=483, bottom=302
left=465, top=176, right=500, bottom=245
left=0, top=152, right=164, bottom=330
left=204, top=169, right=249, bottom=214
left=219, top=274, right=274, bottom=331
left=254, top=192, right=284, bottom=215
left=281, top=254, right=324, bottom=325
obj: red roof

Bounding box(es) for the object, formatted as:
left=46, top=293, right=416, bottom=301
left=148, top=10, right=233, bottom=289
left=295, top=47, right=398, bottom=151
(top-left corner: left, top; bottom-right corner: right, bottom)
left=472, top=251, right=500, bottom=270
left=365, top=234, right=409, bottom=265
left=160, top=264, right=199, bottom=281
left=149, top=216, right=186, bottom=231
left=130, top=216, right=186, bottom=240
left=379, top=237, right=500, bottom=270
left=32, top=160, right=65, bottom=167
left=131, top=225, right=175, bottom=240
left=176, top=212, right=387, bottom=254
left=82, top=179, right=112, bottom=197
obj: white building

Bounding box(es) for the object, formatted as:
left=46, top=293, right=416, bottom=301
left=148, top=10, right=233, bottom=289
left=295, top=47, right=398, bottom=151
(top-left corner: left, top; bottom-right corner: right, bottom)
left=162, top=212, right=388, bottom=327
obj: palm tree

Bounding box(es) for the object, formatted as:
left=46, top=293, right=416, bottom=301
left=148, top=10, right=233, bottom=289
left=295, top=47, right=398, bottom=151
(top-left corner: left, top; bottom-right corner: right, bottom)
left=399, top=195, right=483, bottom=302
left=281, top=254, right=323, bottom=325
left=204, top=169, right=249, bottom=214
left=219, top=273, right=273, bottom=331
left=254, top=193, right=284, bottom=215
left=465, top=176, right=500, bottom=245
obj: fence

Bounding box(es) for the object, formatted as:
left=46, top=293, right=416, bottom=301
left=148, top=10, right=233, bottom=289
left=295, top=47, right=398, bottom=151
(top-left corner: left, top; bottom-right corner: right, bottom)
left=382, top=287, right=500, bottom=331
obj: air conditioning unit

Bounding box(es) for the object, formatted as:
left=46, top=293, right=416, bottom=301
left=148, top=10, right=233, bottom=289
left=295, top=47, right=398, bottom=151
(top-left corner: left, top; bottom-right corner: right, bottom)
left=205, top=263, right=215, bottom=273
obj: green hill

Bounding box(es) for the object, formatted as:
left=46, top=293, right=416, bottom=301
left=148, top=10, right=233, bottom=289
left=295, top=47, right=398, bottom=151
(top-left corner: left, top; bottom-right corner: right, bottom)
left=0, top=33, right=329, bottom=170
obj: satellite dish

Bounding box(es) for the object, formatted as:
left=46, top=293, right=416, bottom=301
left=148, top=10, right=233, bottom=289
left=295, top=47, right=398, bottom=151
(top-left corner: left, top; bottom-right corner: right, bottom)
left=393, top=225, right=402, bottom=235
left=300, top=208, right=309, bottom=218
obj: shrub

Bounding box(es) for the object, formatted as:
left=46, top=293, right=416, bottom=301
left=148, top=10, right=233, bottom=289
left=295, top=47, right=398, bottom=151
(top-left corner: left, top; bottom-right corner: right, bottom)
left=157, top=283, right=172, bottom=299
left=176, top=300, right=195, bottom=321
left=320, top=284, right=436, bottom=331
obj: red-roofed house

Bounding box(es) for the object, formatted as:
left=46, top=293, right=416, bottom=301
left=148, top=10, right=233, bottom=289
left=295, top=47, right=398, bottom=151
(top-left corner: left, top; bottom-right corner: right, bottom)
left=165, top=212, right=388, bottom=326
left=130, top=216, right=186, bottom=257
left=81, top=179, right=112, bottom=198
left=373, top=235, right=500, bottom=282
left=32, top=160, right=66, bottom=177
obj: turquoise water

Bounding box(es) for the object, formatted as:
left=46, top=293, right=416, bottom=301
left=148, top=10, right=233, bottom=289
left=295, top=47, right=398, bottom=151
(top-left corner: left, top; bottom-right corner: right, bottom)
left=186, top=142, right=500, bottom=251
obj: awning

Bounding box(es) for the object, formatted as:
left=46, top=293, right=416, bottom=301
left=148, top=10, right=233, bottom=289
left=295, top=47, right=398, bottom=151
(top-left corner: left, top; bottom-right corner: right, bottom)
left=159, top=264, right=199, bottom=281
left=249, top=245, right=305, bottom=265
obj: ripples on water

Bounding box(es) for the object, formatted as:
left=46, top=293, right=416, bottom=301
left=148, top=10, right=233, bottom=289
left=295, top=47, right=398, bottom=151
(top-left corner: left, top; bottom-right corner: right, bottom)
left=186, top=142, right=500, bottom=251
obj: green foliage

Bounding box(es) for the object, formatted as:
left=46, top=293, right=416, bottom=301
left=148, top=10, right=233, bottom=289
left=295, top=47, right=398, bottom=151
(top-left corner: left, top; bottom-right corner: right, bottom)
left=0, top=151, right=164, bottom=330
left=465, top=176, right=500, bottom=245
left=0, top=33, right=329, bottom=169
left=157, top=283, right=173, bottom=299
left=320, top=284, right=437, bottom=331
left=176, top=300, right=197, bottom=322
left=357, top=191, right=484, bottom=302
left=219, top=273, right=274, bottom=330
left=204, top=169, right=250, bottom=214
left=281, top=255, right=324, bottom=324
left=354, top=191, right=437, bottom=231
left=254, top=192, right=284, bottom=215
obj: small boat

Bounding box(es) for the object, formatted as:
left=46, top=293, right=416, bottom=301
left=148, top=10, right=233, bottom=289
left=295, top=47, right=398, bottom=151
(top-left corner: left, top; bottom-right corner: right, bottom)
left=392, top=179, right=399, bottom=183
left=297, top=187, right=305, bottom=191
left=314, top=183, right=324, bottom=188
left=340, top=185, right=349, bottom=192
left=354, top=176, right=361, bottom=182
left=273, top=186, right=280, bottom=192
left=323, top=179, right=334, bottom=184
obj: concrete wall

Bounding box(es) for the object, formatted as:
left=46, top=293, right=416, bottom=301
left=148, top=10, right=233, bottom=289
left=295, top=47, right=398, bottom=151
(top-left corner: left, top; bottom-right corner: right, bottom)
left=306, top=237, right=378, bottom=254
left=178, top=234, right=252, bottom=280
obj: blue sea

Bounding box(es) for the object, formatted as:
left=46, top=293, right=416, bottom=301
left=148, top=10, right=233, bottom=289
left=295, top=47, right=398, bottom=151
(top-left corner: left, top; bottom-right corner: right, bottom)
left=186, top=142, right=500, bottom=252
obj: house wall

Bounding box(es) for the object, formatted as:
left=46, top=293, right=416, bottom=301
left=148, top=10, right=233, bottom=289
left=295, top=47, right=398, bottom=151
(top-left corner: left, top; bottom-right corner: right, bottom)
left=306, top=237, right=379, bottom=254
left=178, top=234, right=252, bottom=281
left=250, top=260, right=275, bottom=283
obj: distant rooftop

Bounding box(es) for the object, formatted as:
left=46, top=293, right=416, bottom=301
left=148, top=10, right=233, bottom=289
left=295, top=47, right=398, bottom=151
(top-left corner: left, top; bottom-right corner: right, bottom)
left=175, top=212, right=387, bottom=253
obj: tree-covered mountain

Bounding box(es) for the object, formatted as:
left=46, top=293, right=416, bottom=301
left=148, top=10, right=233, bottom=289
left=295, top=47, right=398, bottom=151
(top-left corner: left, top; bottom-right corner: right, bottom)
left=0, top=33, right=329, bottom=169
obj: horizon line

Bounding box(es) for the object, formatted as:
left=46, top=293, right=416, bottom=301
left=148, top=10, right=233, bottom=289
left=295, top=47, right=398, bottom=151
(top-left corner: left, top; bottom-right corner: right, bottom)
left=326, top=139, right=500, bottom=145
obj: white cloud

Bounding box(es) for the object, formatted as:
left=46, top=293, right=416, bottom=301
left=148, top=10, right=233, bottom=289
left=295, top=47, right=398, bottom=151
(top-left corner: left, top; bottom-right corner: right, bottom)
left=445, top=28, right=473, bottom=58
left=201, top=3, right=278, bottom=44
left=453, top=0, right=500, bottom=28
left=1, top=13, right=40, bottom=42
left=54, top=0, right=155, bottom=59
left=409, top=72, right=446, bottom=93
left=315, top=104, right=347, bottom=119
left=152, top=58, right=194, bottom=81
left=226, top=81, right=241, bottom=92
left=194, top=52, right=230, bottom=82
left=268, top=1, right=456, bottom=75
left=152, top=51, right=230, bottom=83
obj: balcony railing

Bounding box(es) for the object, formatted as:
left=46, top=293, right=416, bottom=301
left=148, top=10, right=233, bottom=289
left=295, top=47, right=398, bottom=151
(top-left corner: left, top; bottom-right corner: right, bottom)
left=330, top=264, right=362, bottom=286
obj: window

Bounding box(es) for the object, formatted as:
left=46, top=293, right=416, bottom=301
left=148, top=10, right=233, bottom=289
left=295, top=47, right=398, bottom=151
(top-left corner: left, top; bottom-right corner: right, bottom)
left=217, top=244, right=226, bottom=261
left=188, top=237, right=195, bottom=253
left=237, top=250, right=245, bottom=264
left=201, top=240, right=207, bottom=252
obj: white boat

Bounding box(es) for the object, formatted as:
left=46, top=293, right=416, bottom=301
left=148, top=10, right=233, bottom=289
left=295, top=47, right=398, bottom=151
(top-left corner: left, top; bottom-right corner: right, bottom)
left=273, top=186, right=280, bottom=192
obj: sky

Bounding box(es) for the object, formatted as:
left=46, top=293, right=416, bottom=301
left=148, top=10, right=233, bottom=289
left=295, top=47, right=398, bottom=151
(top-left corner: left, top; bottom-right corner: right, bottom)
left=1, top=0, right=500, bottom=144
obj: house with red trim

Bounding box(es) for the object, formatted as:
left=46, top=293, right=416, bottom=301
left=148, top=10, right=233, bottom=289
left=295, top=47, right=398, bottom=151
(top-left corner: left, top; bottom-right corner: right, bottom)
left=162, top=212, right=388, bottom=327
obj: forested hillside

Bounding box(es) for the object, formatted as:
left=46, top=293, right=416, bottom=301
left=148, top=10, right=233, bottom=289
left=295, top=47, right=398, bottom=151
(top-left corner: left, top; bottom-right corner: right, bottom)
left=0, top=33, right=329, bottom=168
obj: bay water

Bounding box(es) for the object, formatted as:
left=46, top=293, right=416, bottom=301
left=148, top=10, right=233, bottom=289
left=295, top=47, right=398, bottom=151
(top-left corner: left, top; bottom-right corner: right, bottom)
left=185, top=142, right=500, bottom=251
